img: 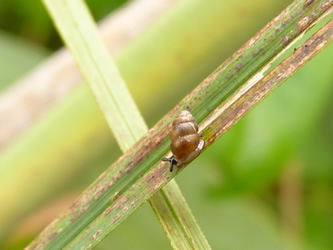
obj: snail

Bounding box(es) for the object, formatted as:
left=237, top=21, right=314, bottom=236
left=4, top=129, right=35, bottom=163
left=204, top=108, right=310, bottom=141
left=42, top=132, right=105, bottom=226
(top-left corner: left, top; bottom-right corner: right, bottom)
left=162, top=110, right=204, bottom=172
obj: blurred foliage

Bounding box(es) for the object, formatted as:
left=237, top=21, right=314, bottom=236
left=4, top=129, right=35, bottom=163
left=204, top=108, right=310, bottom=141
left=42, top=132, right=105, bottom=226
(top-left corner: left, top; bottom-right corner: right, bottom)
left=0, top=0, right=127, bottom=90
left=0, top=0, right=127, bottom=49
left=0, top=0, right=332, bottom=249
left=0, top=32, right=49, bottom=91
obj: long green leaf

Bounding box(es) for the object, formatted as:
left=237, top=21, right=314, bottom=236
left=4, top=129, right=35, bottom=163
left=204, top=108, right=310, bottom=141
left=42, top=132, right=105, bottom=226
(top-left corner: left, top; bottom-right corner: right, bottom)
left=42, top=0, right=146, bottom=150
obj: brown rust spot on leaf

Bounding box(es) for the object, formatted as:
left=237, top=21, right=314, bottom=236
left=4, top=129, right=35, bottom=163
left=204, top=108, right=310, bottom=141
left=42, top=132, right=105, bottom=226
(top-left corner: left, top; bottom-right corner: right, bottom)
left=130, top=199, right=139, bottom=209
left=122, top=206, right=129, bottom=213
left=112, top=215, right=120, bottom=223
left=320, top=1, right=331, bottom=12
left=252, top=50, right=259, bottom=57
left=303, top=0, right=314, bottom=8
left=297, top=16, right=310, bottom=32
left=47, top=231, right=58, bottom=241
left=281, top=19, right=289, bottom=28
left=94, top=184, right=111, bottom=199
left=90, top=230, right=102, bottom=242
left=282, top=35, right=291, bottom=45
left=235, top=64, right=243, bottom=72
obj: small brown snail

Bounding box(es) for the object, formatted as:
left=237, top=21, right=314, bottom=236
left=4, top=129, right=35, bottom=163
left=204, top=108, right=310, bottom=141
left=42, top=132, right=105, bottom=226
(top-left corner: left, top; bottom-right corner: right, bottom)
left=162, top=110, right=204, bottom=172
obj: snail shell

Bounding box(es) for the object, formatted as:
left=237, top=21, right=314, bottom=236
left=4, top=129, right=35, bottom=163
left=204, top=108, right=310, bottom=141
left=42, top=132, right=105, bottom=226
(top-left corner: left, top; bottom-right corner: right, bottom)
left=163, top=110, right=204, bottom=172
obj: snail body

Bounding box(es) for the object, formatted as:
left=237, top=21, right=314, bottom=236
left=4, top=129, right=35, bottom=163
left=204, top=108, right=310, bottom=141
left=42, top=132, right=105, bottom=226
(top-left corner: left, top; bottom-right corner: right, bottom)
left=162, top=110, right=204, bottom=172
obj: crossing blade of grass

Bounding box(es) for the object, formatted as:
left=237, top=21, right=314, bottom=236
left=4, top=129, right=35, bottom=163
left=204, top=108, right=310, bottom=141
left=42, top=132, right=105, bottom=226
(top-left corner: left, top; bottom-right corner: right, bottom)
left=27, top=0, right=333, bottom=249
left=150, top=180, right=211, bottom=250
left=38, top=0, right=210, bottom=249
left=42, top=0, right=146, bottom=150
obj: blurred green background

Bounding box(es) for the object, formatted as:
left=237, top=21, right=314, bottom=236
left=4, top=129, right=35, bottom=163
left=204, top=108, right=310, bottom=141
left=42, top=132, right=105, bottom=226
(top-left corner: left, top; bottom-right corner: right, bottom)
left=0, top=0, right=332, bottom=249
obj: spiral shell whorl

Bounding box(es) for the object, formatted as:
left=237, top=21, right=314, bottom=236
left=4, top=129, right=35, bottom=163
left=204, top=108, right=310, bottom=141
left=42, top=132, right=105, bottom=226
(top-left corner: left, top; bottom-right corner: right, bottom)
left=162, top=110, right=204, bottom=171
left=169, top=110, right=202, bottom=163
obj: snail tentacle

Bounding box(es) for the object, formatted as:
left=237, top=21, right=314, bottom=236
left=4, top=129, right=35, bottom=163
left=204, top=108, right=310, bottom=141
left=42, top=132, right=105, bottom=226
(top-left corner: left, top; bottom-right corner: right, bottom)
left=162, top=156, right=178, bottom=172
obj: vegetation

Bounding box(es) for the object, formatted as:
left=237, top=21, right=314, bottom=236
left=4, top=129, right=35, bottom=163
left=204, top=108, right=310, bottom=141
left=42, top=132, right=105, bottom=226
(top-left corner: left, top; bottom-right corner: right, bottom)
left=0, top=0, right=332, bottom=249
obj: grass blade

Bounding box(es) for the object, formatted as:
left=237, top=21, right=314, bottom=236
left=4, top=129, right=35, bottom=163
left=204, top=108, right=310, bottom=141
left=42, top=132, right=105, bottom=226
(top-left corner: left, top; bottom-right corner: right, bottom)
left=42, top=0, right=147, bottom=150
left=38, top=0, right=210, bottom=249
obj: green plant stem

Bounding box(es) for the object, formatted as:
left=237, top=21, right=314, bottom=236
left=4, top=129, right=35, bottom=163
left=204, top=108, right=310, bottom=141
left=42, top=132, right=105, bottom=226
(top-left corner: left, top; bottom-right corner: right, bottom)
left=42, top=0, right=147, bottom=150
left=38, top=0, right=210, bottom=249
left=151, top=180, right=211, bottom=250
